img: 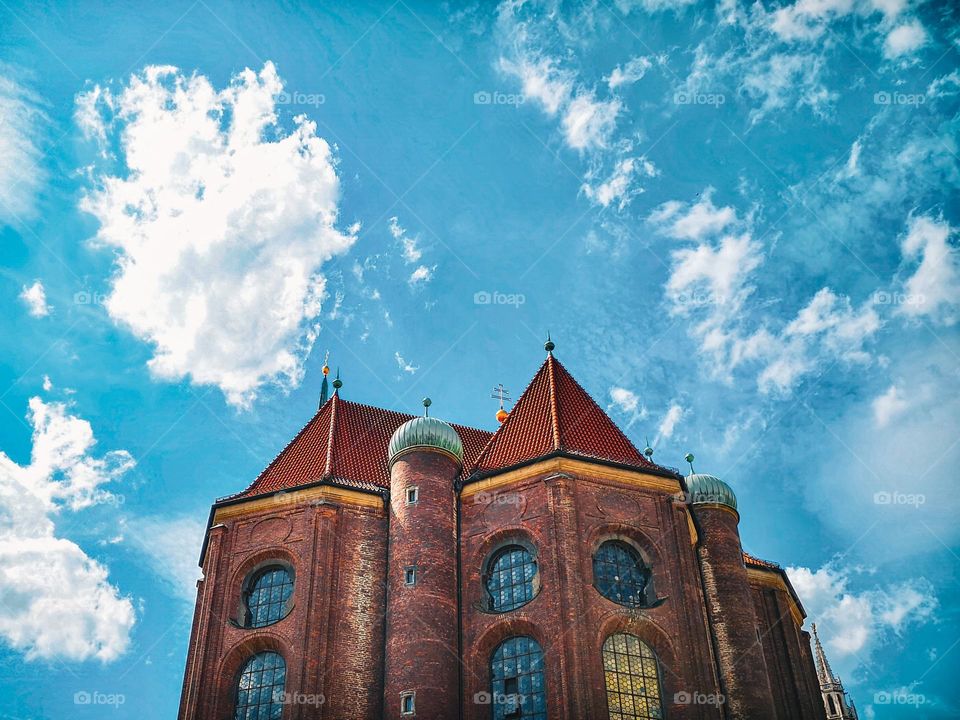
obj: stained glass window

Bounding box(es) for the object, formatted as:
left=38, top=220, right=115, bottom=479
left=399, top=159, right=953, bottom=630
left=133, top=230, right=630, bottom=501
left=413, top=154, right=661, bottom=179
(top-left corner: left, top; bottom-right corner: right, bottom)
left=602, top=634, right=663, bottom=720
left=490, top=636, right=547, bottom=720
left=486, top=545, right=537, bottom=612
left=235, top=651, right=286, bottom=720
left=244, top=566, right=293, bottom=628
left=593, top=541, right=651, bottom=608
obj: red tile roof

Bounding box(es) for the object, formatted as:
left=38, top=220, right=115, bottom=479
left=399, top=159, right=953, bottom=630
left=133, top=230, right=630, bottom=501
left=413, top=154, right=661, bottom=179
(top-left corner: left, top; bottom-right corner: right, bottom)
left=230, top=394, right=492, bottom=499
left=742, top=551, right=781, bottom=570
left=469, top=354, right=668, bottom=475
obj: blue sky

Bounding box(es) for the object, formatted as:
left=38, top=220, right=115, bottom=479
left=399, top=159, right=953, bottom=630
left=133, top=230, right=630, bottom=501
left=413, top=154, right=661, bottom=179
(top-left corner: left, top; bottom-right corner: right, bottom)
left=1, top=0, right=958, bottom=717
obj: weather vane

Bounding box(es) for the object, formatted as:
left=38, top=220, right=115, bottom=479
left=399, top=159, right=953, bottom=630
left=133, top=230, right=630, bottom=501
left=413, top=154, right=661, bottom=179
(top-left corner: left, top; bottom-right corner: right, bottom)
left=492, top=383, right=511, bottom=424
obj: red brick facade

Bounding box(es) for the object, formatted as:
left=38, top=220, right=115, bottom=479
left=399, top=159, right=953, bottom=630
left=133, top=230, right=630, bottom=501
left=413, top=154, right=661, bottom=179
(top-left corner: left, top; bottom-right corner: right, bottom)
left=178, top=354, right=827, bottom=719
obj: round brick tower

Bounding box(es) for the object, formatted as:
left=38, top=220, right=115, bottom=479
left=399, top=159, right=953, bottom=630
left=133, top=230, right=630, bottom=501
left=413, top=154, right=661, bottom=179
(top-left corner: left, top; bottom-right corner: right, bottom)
left=384, top=403, right=463, bottom=720
left=688, top=466, right=776, bottom=719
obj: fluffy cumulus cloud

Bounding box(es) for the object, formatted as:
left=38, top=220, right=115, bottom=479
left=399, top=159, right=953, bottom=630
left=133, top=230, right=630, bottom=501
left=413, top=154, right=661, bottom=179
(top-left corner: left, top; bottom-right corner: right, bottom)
left=0, top=398, right=135, bottom=661
left=654, top=191, right=881, bottom=393
left=19, top=280, right=51, bottom=317
left=0, top=71, right=45, bottom=224
left=788, top=562, right=937, bottom=676
left=883, top=19, right=927, bottom=59
left=77, top=62, right=357, bottom=407
left=896, top=215, right=958, bottom=325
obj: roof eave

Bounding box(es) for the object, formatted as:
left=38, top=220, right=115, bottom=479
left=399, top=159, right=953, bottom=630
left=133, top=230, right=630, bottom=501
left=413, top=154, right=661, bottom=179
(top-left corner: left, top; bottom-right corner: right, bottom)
left=464, top=448, right=683, bottom=485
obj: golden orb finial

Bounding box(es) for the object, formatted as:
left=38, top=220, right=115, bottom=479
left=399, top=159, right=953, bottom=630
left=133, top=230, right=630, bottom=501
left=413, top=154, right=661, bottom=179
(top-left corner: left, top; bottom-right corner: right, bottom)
left=496, top=407, right=509, bottom=424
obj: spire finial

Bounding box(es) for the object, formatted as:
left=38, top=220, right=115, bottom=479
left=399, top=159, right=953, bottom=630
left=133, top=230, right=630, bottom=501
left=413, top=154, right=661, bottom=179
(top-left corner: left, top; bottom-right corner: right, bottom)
left=544, top=331, right=555, bottom=354
left=812, top=621, right=836, bottom=684
left=492, top=383, right=511, bottom=424
left=643, top=436, right=654, bottom=458
left=332, top=368, right=342, bottom=393
left=684, top=452, right=695, bottom=474
left=422, top=397, right=432, bottom=417
left=319, top=352, right=332, bottom=407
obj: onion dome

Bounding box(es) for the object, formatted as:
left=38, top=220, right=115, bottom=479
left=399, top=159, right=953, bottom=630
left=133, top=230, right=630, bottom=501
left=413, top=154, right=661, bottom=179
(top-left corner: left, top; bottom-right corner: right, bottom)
left=388, top=399, right=464, bottom=466
left=683, top=453, right=737, bottom=511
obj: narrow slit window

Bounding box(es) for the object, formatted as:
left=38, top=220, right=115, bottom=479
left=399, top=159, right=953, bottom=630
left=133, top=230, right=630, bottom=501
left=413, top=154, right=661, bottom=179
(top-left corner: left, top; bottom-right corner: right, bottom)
left=406, top=486, right=419, bottom=504
left=401, top=691, right=416, bottom=715
left=404, top=566, right=417, bottom=586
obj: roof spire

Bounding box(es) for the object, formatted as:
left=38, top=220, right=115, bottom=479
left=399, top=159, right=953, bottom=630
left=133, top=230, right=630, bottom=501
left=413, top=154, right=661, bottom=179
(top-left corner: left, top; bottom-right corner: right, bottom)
left=644, top=436, right=654, bottom=459
left=684, top=452, right=695, bottom=474
left=544, top=331, right=555, bottom=354
left=492, top=383, right=511, bottom=424
left=422, top=397, right=431, bottom=417
left=332, top=368, right=342, bottom=394
left=812, top=623, right=837, bottom=685
left=318, top=351, right=331, bottom=407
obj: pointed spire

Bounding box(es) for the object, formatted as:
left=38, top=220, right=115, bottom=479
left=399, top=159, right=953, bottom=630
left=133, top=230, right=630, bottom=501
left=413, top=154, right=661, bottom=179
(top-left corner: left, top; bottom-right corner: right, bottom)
left=812, top=623, right=836, bottom=685
left=544, top=331, right=555, bottom=354
left=319, top=354, right=331, bottom=408
left=332, top=368, right=342, bottom=394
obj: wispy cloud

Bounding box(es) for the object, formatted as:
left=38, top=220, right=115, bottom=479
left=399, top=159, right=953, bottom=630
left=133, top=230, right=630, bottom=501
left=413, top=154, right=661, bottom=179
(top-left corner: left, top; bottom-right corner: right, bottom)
left=19, top=280, right=51, bottom=317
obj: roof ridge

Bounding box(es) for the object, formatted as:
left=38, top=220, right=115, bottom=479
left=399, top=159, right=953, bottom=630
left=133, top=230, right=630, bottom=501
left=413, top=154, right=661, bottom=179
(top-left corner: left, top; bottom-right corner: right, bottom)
left=547, top=354, right=561, bottom=451
left=322, top=392, right=339, bottom=478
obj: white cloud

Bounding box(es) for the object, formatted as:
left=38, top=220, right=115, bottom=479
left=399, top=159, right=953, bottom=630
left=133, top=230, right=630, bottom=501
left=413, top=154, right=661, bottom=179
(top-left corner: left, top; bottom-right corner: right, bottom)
left=884, top=20, right=928, bottom=59
left=649, top=188, right=737, bottom=240
left=897, top=215, right=958, bottom=325
left=787, top=562, right=936, bottom=676
left=841, top=139, right=862, bottom=178
left=606, top=56, right=653, bottom=90
left=561, top=92, right=621, bottom=151
left=19, top=280, right=51, bottom=317
left=655, top=403, right=685, bottom=443
left=77, top=62, right=356, bottom=408
left=389, top=216, right=423, bottom=264
left=408, top=265, right=435, bottom=287
left=582, top=156, right=656, bottom=210
left=42, top=375, right=52, bottom=392
left=394, top=351, right=419, bottom=374
left=741, top=52, right=836, bottom=124
left=0, top=397, right=135, bottom=661
left=871, top=384, right=909, bottom=427
left=0, top=72, right=45, bottom=224
left=498, top=56, right=572, bottom=116
left=128, top=516, right=205, bottom=603
left=609, top=386, right=640, bottom=414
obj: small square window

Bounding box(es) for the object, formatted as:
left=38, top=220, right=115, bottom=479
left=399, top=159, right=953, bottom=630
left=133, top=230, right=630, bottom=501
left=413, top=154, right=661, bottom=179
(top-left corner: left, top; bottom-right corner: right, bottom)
left=404, top=566, right=417, bottom=586
left=400, top=691, right=415, bottom=715
left=406, top=486, right=419, bottom=504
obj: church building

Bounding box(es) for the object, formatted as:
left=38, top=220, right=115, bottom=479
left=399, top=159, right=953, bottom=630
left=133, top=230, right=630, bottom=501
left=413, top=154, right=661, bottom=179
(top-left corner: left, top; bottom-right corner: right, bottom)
left=179, top=340, right=843, bottom=719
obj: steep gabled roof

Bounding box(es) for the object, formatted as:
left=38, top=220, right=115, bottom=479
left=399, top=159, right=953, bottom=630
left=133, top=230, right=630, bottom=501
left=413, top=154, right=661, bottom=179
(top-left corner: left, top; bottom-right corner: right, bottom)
left=469, top=353, right=666, bottom=476
left=229, top=394, right=491, bottom=499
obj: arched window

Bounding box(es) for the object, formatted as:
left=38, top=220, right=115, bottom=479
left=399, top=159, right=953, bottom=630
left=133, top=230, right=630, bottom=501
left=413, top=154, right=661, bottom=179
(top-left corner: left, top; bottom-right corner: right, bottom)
left=490, top=636, right=547, bottom=720
left=485, top=545, right=538, bottom=612
left=244, top=565, right=294, bottom=628
left=593, top=540, right=652, bottom=608
left=235, top=651, right=286, bottom=720
left=602, top=634, right=663, bottom=720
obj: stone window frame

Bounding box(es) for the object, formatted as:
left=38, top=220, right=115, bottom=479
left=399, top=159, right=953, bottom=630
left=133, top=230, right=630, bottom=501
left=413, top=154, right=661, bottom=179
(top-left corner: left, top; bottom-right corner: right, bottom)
left=590, top=536, right=657, bottom=609
left=400, top=690, right=416, bottom=715
left=405, top=486, right=419, bottom=505
left=235, top=558, right=296, bottom=629
left=481, top=538, right=542, bottom=614
left=404, top=565, right=418, bottom=586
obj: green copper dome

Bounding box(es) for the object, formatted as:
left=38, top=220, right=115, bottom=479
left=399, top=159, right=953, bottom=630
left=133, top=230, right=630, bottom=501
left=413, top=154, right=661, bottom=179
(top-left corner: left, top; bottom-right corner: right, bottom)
left=686, top=473, right=738, bottom=511
left=389, top=416, right=464, bottom=466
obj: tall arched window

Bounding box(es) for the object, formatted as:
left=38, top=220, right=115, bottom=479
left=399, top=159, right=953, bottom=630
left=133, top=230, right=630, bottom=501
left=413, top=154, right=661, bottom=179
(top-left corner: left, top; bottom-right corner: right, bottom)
left=593, top=541, right=652, bottom=608
left=490, top=636, right=547, bottom=720
left=602, top=634, right=663, bottom=720
left=235, top=651, right=286, bottom=720
left=244, top=565, right=294, bottom=628
left=485, top=545, right=538, bottom=612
